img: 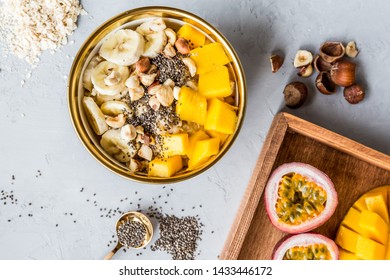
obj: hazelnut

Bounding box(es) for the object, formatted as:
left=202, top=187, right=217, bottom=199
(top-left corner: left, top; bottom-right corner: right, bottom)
left=319, top=41, right=345, bottom=63
left=297, top=64, right=313, bottom=78
left=330, top=60, right=356, bottom=87
left=155, top=85, right=174, bottom=107
left=136, top=57, right=150, bottom=73
left=173, top=86, right=181, bottom=100
left=148, top=95, right=161, bottom=111
left=313, top=55, right=332, bottom=72
left=139, top=72, right=157, bottom=87
left=175, top=37, right=190, bottom=54
left=137, top=144, right=153, bottom=161
left=120, top=124, right=137, bottom=141
left=270, top=54, right=284, bottom=73
left=343, top=84, right=365, bottom=104
left=182, top=57, right=197, bottom=77
left=293, top=50, right=313, bottom=67
left=283, top=82, right=308, bottom=109
left=128, top=159, right=141, bottom=173
left=346, top=41, right=359, bottom=58
left=315, top=71, right=336, bottom=95
left=163, top=43, right=176, bottom=58
left=164, top=28, right=177, bottom=46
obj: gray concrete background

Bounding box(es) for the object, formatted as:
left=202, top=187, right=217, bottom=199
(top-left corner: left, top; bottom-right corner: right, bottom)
left=0, top=0, right=389, bottom=259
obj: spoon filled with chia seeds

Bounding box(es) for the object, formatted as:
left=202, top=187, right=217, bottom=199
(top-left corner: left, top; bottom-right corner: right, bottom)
left=104, top=211, right=153, bottom=260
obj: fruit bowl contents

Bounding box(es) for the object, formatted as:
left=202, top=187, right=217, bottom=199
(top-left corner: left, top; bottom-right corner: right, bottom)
left=69, top=8, right=246, bottom=182
left=336, top=185, right=390, bottom=260
left=264, top=162, right=338, bottom=233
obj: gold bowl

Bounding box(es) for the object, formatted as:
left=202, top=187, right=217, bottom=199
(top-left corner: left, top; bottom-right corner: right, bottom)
left=68, top=6, right=246, bottom=183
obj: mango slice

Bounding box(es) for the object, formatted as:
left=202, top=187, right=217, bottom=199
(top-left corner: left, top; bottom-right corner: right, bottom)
left=386, top=234, right=390, bottom=260
left=160, top=133, right=189, bottom=157
left=190, top=42, right=231, bottom=74
left=176, top=86, right=207, bottom=125
left=177, top=24, right=205, bottom=49
left=341, top=207, right=361, bottom=232
left=187, top=130, right=209, bottom=159
left=199, top=66, right=231, bottom=98
left=204, top=98, right=237, bottom=134
left=358, top=210, right=388, bottom=245
left=339, top=248, right=362, bottom=260
left=336, top=226, right=359, bottom=253
left=148, top=156, right=183, bottom=178
left=188, top=138, right=220, bottom=169
left=355, top=235, right=386, bottom=260
left=365, top=193, right=389, bottom=224
left=206, top=130, right=229, bottom=146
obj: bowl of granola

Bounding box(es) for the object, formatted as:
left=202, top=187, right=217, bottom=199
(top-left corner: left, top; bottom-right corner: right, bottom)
left=68, top=7, right=246, bottom=183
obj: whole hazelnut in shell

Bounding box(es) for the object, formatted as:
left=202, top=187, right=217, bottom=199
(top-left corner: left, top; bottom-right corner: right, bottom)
left=343, top=84, right=365, bottom=104
left=330, top=61, right=356, bottom=87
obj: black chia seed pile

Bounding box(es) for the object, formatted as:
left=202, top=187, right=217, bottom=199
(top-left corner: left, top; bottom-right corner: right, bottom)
left=117, top=220, right=147, bottom=248
left=151, top=54, right=189, bottom=87
left=149, top=206, right=203, bottom=260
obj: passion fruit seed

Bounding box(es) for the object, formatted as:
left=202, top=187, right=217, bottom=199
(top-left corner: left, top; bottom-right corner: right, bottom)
left=275, top=173, right=327, bottom=225
left=283, top=244, right=331, bottom=260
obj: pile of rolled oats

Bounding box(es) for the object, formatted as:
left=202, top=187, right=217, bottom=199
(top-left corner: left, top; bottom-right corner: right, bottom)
left=0, top=0, right=86, bottom=64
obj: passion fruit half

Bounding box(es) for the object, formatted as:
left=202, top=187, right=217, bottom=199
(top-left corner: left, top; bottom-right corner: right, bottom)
left=265, top=162, right=338, bottom=233
left=273, top=233, right=339, bottom=260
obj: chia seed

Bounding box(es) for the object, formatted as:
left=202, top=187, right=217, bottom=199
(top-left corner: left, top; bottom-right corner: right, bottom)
left=117, top=220, right=147, bottom=249
left=151, top=54, right=189, bottom=87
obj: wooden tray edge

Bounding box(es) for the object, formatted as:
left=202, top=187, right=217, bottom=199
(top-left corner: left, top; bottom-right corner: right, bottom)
left=219, top=112, right=390, bottom=260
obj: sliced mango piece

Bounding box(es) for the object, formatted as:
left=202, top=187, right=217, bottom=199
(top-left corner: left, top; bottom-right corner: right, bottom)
left=177, top=24, right=205, bottom=49
left=336, top=226, right=359, bottom=253
left=148, top=156, right=183, bottom=178
left=188, top=130, right=209, bottom=159
left=206, top=130, right=229, bottom=146
left=188, top=138, right=220, bottom=169
left=161, top=133, right=189, bottom=157
left=199, top=66, right=231, bottom=98
left=365, top=193, right=389, bottom=224
left=358, top=210, right=388, bottom=245
left=204, top=98, right=237, bottom=134
left=176, top=86, right=207, bottom=125
left=189, top=42, right=231, bottom=74
left=339, top=248, right=362, bottom=260
left=386, top=234, right=390, bottom=260
left=342, top=207, right=361, bottom=232
left=355, top=235, right=386, bottom=260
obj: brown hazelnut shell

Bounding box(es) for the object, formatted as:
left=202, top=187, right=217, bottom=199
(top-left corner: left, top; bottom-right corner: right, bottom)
left=270, top=54, right=284, bottom=73
left=330, top=60, right=356, bottom=87
left=343, top=84, right=365, bottom=104
left=316, top=72, right=337, bottom=95
left=283, top=82, right=308, bottom=109
left=314, top=55, right=332, bottom=72
left=319, top=42, right=345, bottom=63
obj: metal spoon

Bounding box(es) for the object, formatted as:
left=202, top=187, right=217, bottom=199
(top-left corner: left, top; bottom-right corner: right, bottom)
left=104, top=211, right=153, bottom=260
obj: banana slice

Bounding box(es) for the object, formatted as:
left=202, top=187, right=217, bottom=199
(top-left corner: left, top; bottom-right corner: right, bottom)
left=99, top=29, right=145, bottom=66
left=82, top=56, right=103, bottom=92
left=95, top=90, right=126, bottom=106
left=136, top=18, right=166, bottom=35
left=91, top=61, right=130, bottom=96
left=143, top=31, right=167, bottom=58
left=100, top=129, right=138, bottom=163
left=100, top=100, right=133, bottom=116
left=82, top=97, right=108, bottom=135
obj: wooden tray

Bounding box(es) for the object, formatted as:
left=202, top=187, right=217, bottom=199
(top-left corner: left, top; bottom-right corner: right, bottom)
left=220, top=112, right=390, bottom=260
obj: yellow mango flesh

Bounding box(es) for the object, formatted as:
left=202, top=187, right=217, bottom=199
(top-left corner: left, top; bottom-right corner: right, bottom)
left=161, top=133, right=189, bottom=157
left=187, top=130, right=209, bottom=159
left=199, top=66, right=231, bottom=98
left=176, top=86, right=207, bottom=125
left=353, top=196, right=367, bottom=211
left=358, top=210, right=388, bottom=245
left=206, top=130, right=229, bottom=146
left=204, top=98, right=237, bottom=134
left=355, top=235, right=385, bottom=260
left=365, top=193, right=389, bottom=224
left=386, top=234, right=390, bottom=260
left=190, top=42, right=231, bottom=74
left=148, top=156, right=183, bottom=178
left=177, top=24, right=205, bottom=49
left=188, top=138, right=220, bottom=169
left=339, top=249, right=362, bottom=260
left=336, top=226, right=359, bottom=253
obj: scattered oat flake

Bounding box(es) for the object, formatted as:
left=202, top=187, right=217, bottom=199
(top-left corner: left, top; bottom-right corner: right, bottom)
left=0, top=0, right=85, bottom=64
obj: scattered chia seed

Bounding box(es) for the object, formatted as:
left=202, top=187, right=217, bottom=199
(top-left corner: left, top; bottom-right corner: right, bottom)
left=117, top=220, right=147, bottom=249
left=151, top=54, right=189, bottom=86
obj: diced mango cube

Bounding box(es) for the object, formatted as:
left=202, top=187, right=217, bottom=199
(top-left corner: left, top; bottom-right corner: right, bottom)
left=199, top=66, right=231, bottom=98
left=188, top=130, right=209, bottom=159
left=365, top=193, right=389, bottom=224
left=148, top=156, right=183, bottom=178
left=177, top=24, right=205, bottom=49
left=176, top=86, right=207, bottom=125
left=358, top=210, right=388, bottom=245
left=339, top=248, right=362, bottom=260
left=355, top=235, right=385, bottom=260
left=188, top=138, right=220, bottom=169
left=385, top=234, right=390, bottom=260
left=161, top=133, right=189, bottom=157
left=336, top=226, right=359, bottom=253
left=190, top=42, right=231, bottom=74
left=206, top=130, right=229, bottom=146
left=353, top=196, right=367, bottom=211
left=342, top=207, right=361, bottom=232
left=204, top=98, right=237, bottom=134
